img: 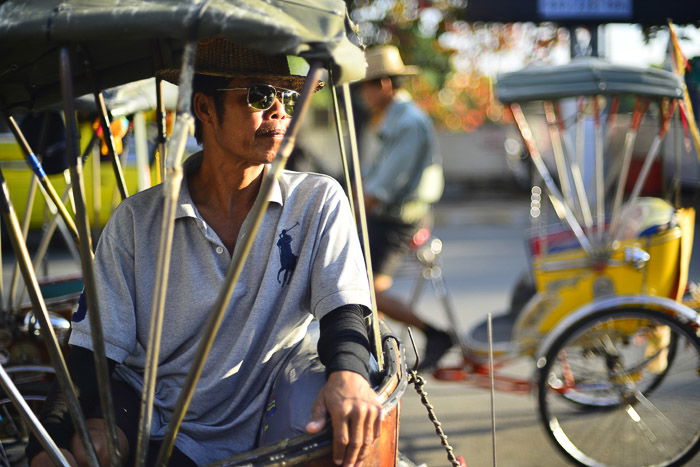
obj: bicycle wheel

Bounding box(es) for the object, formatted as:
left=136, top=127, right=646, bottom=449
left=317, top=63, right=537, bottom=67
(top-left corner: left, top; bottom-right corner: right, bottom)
left=537, top=308, right=700, bottom=467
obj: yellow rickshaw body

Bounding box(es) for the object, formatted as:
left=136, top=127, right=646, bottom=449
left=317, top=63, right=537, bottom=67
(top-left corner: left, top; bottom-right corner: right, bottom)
left=514, top=206, right=694, bottom=354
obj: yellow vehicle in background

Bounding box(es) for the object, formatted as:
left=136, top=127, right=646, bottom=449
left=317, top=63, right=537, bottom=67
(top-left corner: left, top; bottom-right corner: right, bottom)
left=0, top=79, right=183, bottom=231
left=414, top=58, right=700, bottom=467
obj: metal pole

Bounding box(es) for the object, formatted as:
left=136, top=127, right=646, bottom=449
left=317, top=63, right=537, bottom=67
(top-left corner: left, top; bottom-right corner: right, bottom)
left=5, top=115, right=79, bottom=242
left=429, top=265, right=467, bottom=355
left=95, top=92, right=129, bottom=200
left=155, top=62, right=325, bottom=467
left=609, top=98, right=649, bottom=233
left=487, top=313, right=497, bottom=467
left=59, top=46, right=121, bottom=466
left=340, top=83, right=384, bottom=371
left=8, top=174, right=38, bottom=311
left=329, top=75, right=356, bottom=220
left=612, top=99, right=678, bottom=245
left=543, top=102, right=575, bottom=218
left=555, top=102, right=593, bottom=230
left=592, top=97, right=605, bottom=242
left=0, top=364, right=70, bottom=467
left=511, top=103, right=593, bottom=254
left=0, top=165, right=99, bottom=467
left=15, top=136, right=96, bottom=307
left=134, top=39, right=198, bottom=467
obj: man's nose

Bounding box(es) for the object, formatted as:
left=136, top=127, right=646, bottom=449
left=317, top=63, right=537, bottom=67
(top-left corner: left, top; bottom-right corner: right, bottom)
left=265, top=96, right=288, bottom=119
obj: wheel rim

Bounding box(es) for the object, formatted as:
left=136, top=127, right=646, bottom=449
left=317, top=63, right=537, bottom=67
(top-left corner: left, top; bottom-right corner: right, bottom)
left=538, top=309, right=700, bottom=467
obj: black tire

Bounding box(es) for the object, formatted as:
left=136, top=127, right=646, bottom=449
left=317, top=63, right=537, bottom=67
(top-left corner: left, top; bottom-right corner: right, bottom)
left=537, top=308, right=700, bottom=467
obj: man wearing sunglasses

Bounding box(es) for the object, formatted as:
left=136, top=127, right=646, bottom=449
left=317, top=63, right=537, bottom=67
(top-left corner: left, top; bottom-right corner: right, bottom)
left=29, top=38, right=379, bottom=467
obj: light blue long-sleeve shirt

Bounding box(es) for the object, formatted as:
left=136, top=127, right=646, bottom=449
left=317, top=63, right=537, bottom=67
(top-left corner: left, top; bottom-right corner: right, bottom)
left=363, top=93, right=439, bottom=208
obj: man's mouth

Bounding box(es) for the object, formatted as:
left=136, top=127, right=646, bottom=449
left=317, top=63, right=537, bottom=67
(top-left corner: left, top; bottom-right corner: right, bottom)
left=256, top=128, right=286, bottom=138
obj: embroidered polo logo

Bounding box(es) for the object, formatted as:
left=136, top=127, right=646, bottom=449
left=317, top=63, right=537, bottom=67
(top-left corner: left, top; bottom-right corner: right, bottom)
left=73, top=292, right=87, bottom=322
left=277, top=223, right=299, bottom=286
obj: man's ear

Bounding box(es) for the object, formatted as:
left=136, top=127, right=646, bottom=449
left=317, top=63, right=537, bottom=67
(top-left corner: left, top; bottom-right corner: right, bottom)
left=379, top=77, right=394, bottom=93
left=193, top=92, right=216, bottom=126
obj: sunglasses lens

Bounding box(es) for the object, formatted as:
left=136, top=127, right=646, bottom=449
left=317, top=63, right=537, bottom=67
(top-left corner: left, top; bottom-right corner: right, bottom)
left=247, top=84, right=276, bottom=111
left=281, top=90, right=299, bottom=116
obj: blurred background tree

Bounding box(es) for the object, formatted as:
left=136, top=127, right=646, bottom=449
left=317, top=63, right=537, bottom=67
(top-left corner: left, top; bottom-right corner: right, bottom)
left=344, top=0, right=568, bottom=131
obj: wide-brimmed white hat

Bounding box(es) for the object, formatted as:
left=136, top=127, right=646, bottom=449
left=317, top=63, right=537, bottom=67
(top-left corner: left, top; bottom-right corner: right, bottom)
left=360, top=45, right=419, bottom=82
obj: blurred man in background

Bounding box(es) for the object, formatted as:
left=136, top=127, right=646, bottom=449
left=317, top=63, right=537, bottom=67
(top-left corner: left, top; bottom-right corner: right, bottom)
left=357, top=45, right=452, bottom=370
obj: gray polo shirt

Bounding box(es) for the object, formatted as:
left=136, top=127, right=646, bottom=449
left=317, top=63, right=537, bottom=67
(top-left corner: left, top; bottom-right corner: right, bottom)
left=69, top=154, right=371, bottom=465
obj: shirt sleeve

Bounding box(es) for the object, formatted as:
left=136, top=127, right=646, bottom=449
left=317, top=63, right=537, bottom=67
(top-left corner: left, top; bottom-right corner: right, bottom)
left=68, top=207, right=137, bottom=363
left=363, top=114, right=429, bottom=204
left=309, top=181, right=372, bottom=320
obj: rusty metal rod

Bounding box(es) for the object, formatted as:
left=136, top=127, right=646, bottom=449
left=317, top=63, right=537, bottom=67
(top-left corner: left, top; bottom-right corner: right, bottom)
left=60, top=46, right=121, bottom=466
left=134, top=39, right=198, bottom=467
left=341, top=82, right=384, bottom=370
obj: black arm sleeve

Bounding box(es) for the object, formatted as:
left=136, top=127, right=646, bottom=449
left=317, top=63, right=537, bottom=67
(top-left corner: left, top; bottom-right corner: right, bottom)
left=25, top=345, right=116, bottom=461
left=317, top=304, right=371, bottom=381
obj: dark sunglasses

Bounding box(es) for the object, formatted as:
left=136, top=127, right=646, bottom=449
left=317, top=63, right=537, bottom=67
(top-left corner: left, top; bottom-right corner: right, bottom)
left=216, top=84, right=299, bottom=116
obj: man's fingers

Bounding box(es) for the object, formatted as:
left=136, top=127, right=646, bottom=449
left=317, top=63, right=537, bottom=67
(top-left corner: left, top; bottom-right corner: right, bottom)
left=356, top=407, right=378, bottom=464
left=331, top=403, right=351, bottom=465
left=306, top=399, right=328, bottom=434
left=373, top=405, right=383, bottom=442
left=342, top=406, right=366, bottom=467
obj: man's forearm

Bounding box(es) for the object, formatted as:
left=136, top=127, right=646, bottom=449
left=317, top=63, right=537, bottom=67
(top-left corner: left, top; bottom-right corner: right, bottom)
left=317, top=304, right=371, bottom=381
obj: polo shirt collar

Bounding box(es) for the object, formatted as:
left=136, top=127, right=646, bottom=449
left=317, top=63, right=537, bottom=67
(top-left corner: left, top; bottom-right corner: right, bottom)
left=175, top=152, right=283, bottom=220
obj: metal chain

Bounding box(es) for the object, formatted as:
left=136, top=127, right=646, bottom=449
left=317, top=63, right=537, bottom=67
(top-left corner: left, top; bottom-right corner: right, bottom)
left=408, top=370, right=462, bottom=467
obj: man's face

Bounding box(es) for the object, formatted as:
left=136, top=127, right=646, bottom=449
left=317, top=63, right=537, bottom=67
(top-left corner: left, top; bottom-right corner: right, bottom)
left=359, top=78, right=391, bottom=113
left=202, top=77, right=293, bottom=165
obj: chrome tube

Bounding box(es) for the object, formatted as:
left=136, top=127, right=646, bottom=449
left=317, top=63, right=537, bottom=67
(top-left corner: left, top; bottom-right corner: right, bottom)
left=8, top=174, right=37, bottom=311
left=543, top=102, right=575, bottom=219
left=611, top=99, right=677, bottom=245
left=0, top=365, right=70, bottom=467
left=593, top=97, right=605, bottom=242
left=511, top=103, right=593, bottom=254
left=154, top=61, right=325, bottom=467
left=133, top=39, right=196, bottom=467
left=15, top=137, right=96, bottom=307
left=329, top=75, right=356, bottom=220
left=5, top=115, right=79, bottom=242
left=555, top=103, right=593, bottom=230
left=609, top=98, right=648, bottom=234
left=16, top=186, right=75, bottom=306
left=340, top=83, right=384, bottom=370
left=59, top=46, right=121, bottom=466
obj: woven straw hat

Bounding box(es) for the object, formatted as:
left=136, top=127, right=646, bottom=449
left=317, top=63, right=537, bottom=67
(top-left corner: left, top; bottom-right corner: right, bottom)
left=360, top=45, right=419, bottom=82
left=158, top=37, right=322, bottom=92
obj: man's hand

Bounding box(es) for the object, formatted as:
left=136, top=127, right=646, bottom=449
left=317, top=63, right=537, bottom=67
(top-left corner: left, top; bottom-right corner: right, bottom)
left=30, top=449, right=77, bottom=467
left=306, top=371, right=382, bottom=466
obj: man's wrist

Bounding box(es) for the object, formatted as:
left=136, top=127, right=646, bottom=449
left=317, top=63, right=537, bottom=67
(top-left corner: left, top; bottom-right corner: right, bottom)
left=318, top=305, right=372, bottom=382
